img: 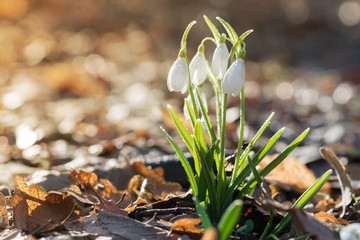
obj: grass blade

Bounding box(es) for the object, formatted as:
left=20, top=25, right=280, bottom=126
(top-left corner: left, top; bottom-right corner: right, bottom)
left=218, top=200, right=243, bottom=240
left=247, top=156, right=262, bottom=190
left=206, top=140, right=220, bottom=175
left=161, top=127, right=198, bottom=197
left=193, top=137, right=217, bottom=218
left=232, top=112, right=274, bottom=183
left=185, top=99, right=196, bottom=128
left=194, top=119, right=207, bottom=154
left=222, top=127, right=285, bottom=211
left=239, top=128, right=310, bottom=197
left=271, top=169, right=333, bottom=236
left=195, top=88, right=217, bottom=144
left=194, top=199, right=213, bottom=230
left=194, top=120, right=207, bottom=179
left=167, top=105, right=194, bottom=153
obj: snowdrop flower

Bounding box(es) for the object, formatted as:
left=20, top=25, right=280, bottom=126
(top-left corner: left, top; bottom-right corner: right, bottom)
left=222, top=58, right=245, bottom=96
left=167, top=57, right=189, bottom=94
left=340, top=223, right=360, bottom=240
left=189, top=50, right=207, bottom=86
left=212, top=42, right=229, bottom=79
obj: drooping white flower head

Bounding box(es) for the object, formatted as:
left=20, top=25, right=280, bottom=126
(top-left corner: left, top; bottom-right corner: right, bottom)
left=211, top=42, right=229, bottom=80
left=189, top=51, right=207, bottom=86
left=167, top=57, right=189, bottom=94
left=222, top=58, right=245, bottom=96
left=340, top=223, right=360, bottom=240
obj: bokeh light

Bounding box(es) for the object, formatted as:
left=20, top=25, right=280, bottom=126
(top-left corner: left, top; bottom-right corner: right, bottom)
left=338, top=1, right=360, bottom=26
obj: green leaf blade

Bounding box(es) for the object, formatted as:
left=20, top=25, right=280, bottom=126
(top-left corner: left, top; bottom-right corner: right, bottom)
left=161, top=127, right=198, bottom=197
left=167, top=105, right=194, bottom=153
left=239, top=128, right=310, bottom=197
left=271, top=169, right=332, bottom=236
left=218, top=199, right=243, bottom=240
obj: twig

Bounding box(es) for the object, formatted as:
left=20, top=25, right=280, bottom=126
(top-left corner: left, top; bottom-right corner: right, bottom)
left=134, top=207, right=194, bottom=219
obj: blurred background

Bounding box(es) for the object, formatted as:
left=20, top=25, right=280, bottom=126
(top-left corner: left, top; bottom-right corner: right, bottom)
left=0, top=0, right=359, bottom=185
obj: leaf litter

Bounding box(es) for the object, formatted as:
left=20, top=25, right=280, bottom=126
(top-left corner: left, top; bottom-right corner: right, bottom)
left=0, top=1, right=359, bottom=239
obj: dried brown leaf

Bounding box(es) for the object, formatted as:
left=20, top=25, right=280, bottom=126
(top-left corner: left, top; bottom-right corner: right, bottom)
left=171, top=218, right=204, bottom=239
left=259, top=155, right=331, bottom=194
left=70, top=169, right=98, bottom=187
left=0, top=192, right=9, bottom=229
left=8, top=175, right=76, bottom=233
left=132, top=161, right=182, bottom=197
left=99, top=178, right=118, bottom=197
left=314, top=211, right=349, bottom=226
left=67, top=210, right=173, bottom=239
left=320, top=147, right=353, bottom=217
left=289, top=208, right=339, bottom=240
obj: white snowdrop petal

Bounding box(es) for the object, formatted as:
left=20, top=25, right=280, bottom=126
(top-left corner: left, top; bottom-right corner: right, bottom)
left=167, top=57, right=189, bottom=93
left=222, top=58, right=245, bottom=96
left=190, top=52, right=207, bottom=86
left=212, top=43, right=229, bottom=79
left=340, top=223, right=360, bottom=240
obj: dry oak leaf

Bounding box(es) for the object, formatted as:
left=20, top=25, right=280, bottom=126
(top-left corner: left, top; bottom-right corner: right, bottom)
left=70, top=169, right=124, bottom=203
left=131, top=161, right=182, bottom=197
left=8, top=175, right=78, bottom=233
left=171, top=218, right=204, bottom=239
left=258, top=155, right=331, bottom=194
left=70, top=169, right=98, bottom=187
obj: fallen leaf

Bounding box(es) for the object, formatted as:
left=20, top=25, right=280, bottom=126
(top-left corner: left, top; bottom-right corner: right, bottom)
left=289, top=208, right=339, bottom=240
left=99, top=178, right=118, bottom=197
left=171, top=218, right=204, bottom=239
left=67, top=210, right=174, bottom=239
left=8, top=175, right=76, bottom=233
left=320, top=147, right=353, bottom=217
left=259, top=155, right=331, bottom=194
left=132, top=161, right=182, bottom=197
left=316, top=197, right=339, bottom=212
left=70, top=169, right=98, bottom=187
left=314, top=211, right=349, bottom=227
left=0, top=192, right=9, bottom=228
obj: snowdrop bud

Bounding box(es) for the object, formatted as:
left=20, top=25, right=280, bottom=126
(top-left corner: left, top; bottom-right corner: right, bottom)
left=222, top=58, right=245, bottom=96
left=167, top=57, right=189, bottom=94
left=340, top=223, right=360, bottom=240
left=189, top=51, right=207, bottom=86
left=212, top=42, right=229, bottom=79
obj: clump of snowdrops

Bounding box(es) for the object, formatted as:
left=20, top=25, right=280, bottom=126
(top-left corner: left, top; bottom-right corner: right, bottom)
left=161, top=16, right=332, bottom=239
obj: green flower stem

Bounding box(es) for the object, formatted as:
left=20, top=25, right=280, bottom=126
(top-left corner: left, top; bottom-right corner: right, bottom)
left=206, top=61, right=221, bottom=139
left=233, top=87, right=245, bottom=178
left=201, top=37, right=216, bottom=47
left=215, top=84, right=221, bottom=138
left=216, top=92, right=228, bottom=219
